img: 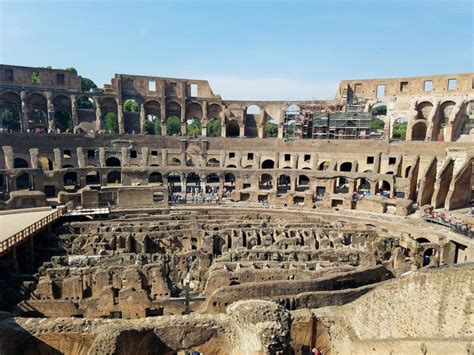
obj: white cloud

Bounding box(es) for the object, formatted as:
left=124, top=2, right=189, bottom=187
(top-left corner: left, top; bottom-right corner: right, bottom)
left=203, top=75, right=338, bottom=101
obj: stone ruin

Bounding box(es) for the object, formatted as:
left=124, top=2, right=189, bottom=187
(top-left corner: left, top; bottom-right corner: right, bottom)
left=0, top=65, right=473, bottom=354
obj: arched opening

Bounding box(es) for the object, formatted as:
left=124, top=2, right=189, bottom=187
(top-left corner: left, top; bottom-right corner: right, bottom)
left=411, top=121, right=427, bottom=141
left=168, top=157, right=181, bottom=166
left=259, top=174, right=273, bottom=190
left=144, top=100, right=161, bottom=135
left=208, top=104, right=222, bottom=121
left=417, top=101, right=433, bottom=120
left=335, top=177, right=349, bottom=194
left=16, top=173, right=30, bottom=190
left=339, top=162, right=352, bottom=172
left=13, top=158, right=29, bottom=168
left=224, top=173, right=235, bottom=194
left=433, top=101, right=455, bottom=141
left=264, top=119, right=278, bottom=138
left=356, top=178, right=371, bottom=193
left=319, top=161, right=330, bottom=171
left=207, top=158, right=220, bottom=167
left=226, top=120, right=240, bottom=137
left=245, top=105, right=260, bottom=138
left=376, top=180, right=391, bottom=197
left=148, top=172, right=163, bottom=185
left=27, top=93, right=48, bottom=131
left=186, top=117, right=202, bottom=137
left=261, top=159, right=275, bottom=169
left=392, top=117, right=407, bottom=140
left=206, top=174, right=219, bottom=193
left=277, top=174, right=291, bottom=194
left=0, top=92, right=22, bottom=132
left=85, top=171, right=100, bottom=185
left=107, top=171, right=121, bottom=184
left=54, top=111, right=72, bottom=133
left=101, top=97, right=118, bottom=133
left=186, top=172, right=201, bottom=193
left=297, top=175, right=310, bottom=191
left=226, top=164, right=236, bottom=168
left=77, top=96, right=96, bottom=128
left=371, top=103, right=387, bottom=116
left=167, top=172, right=181, bottom=193
left=423, top=248, right=436, bottom=267
left=405, top=166, right=412, bottom=178
left=123, top=98, right=140, bottom=134
left=166, top=115, right=181, bottom=136
left=63, top=172, right=78, bottom=187
left=207, top=118, right=221, bottom=137
left=212, top=235, right=225, bottom=256
left=38, top=157, right=53, bottom=171
left=105, top=157, right=121, bottom=167
left=416, top=237, right=431, bottom=244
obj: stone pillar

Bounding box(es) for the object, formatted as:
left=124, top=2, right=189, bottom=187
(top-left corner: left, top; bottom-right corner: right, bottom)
left=71, top=95, right=78, bottom=130
left=2, top=146, right=13, bottom=170
left=141, top=147, right=149, bottom=167
left=53, top=148, right=62, bottom=170
left=162, top=149, right=168, bottom=167
left=139, top=102, right=146, bottom=134
left=374, top=152, right=382, bottom=173
left=201, top=123, right=207, bottom=137
left=221, top=122, right=226, bottom=138
left=46, top=92, right=54, bottom=131
left=181, top=173, right=187, bottom=194
left=258, top=125, right=264, bottom=139
left=117, top=103, right=124, bottom=134
left=290, top=176, right=297, bottom=193
left=181, top=100, right=186, bottom=136
left=20, top=91, right=28, bottom=132
left=121, top=147, right=128, bottom=167
left=29, top=148, right=39, bottom=169
left=99, top=147, right=106, bottom=167
left=348, top=179, right=356, bottom=194
left=425, top=100, right=440, bottom=141
left=95, top=101, right=102, bottom=132
left=161, top=100, right=167, bottom=136
left=277, top=122, right=284, bottom=139
left=77, top=147, right=85, bottom=168
left=239, top=123, right=245, bottom=137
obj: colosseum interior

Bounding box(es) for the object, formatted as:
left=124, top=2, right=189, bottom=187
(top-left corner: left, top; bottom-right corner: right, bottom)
left=0, top=64, right=473, bottom=354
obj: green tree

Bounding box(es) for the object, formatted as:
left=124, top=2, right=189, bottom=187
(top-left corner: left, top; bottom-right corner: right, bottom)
left=1, top=108, right=21, bottom=132
left=207, top=119, right=221, bottom=137
left=66, top=67, right=77, bottom=74
left=371, top=119, right=385, bottom=130
left=265, top=122, right=278, bottom=138
left=167, top=116, right=181, bottom=136
left=186, top=118, right=202, bottom=137
left=54, top=111, right=72, bottom=132
left=81, top=77, right=97, bottom=92
left=123, top=99, right=139, bottom=113
left=104, top=112, right=118, bottom=133
left=145, top=115, right=161, bottom=135
left=371, top=105, right=387, bottom=116
left=286, top=123, right=295, bottom=137
left=393, top=122, right=407, bottom=140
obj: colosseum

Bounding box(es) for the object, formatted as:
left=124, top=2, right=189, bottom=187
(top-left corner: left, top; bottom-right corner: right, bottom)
left=0, top=64, right=473, bottom=354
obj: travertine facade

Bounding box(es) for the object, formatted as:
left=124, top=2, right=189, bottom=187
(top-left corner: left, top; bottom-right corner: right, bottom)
left=0, top=64, right=473, bottom=355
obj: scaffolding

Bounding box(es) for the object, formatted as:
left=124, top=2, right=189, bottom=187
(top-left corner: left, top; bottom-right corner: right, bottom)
left=310, top=112, right=381, bottom=140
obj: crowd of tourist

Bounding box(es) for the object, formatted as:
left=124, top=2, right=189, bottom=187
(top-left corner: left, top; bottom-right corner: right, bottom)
left=422, top=207, right=474, bottom=237
left=168, top=185, right=222, bottom=204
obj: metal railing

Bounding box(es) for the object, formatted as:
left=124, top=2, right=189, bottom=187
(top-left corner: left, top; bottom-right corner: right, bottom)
left=0, top=204, right=70, bottom=256
left=422, top=215, right=473, bottom=238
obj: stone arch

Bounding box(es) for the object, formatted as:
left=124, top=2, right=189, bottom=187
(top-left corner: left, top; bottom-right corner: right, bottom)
left=259, top=173, right=273, bottom=190
left=207, top=158, right=220, bottom=167
left=226, top=119, right=240, bottom=137
left=370, top=102, right=387, bottom=115
left=208, top=103, right=222, bottom=120
left=245, top=105, right=260, bottom=138
left=38, top=156, right=53, bottom=171
left=27, top=93, right=48, bottom=130
left=261, top=159, right=275, bottom=169
left=186, top=172, right=201, bottom=192
left=411, top=121, right=427, bottom=141
left=207, top=118, right=221, bottom=137
left=264, top=118, right=278, bottom=138
left=101, top=97, right=118, bottom=133
left=85, top=171, right=100, bottom=185
left=77, top=95, right=96, bottom=129
left=277, top=174, right=291, bottom=194
left=167, top=115, right=181, bottom=136
left=432, top=100, right=456, bottom=141
left=144, top=100, right=161, bottom=136
left=297, top=175, right=310, bottom=191
left=186, top=103, right=203, bottom=137
left=417, top=101, right=433, bottom=120
left=53, top=96, right=72, bottom=133
left=376, top=180, right=391, bottom=196
left=148, top=172, right=163, bottom=184
left=167, top=172, right=181, bottom=193
left=123, top=98, right=140, bottom=134
left=0, top=91, right=22, bottom=132
left=16, top=173, right=30, bottom=190
left=13, top=158, right=29, bottom=168
left=105, top=157, right=121, bottom=167
left=206, top=173, right=220, bottom=184
left=339, top=161, right=352, bottom=172
left=63, top=171, right=78, bottom=186
left=107, top=171, right=121, bottom=184
left=319, top=161, right=330, bottom=171
left=356, top=177, right=371, bottom=192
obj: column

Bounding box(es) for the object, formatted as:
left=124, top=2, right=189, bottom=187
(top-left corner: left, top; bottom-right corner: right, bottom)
left=239, top=123, right=245, bottom=137
left=181, top=173, right=187, bottom=194
left=117, top=102, right=124, bottom=134
left=161, top=99, right=167, bottom=136
left=139, top=102, right=146, bottom=134
left=46, top=92, right=54, bottom=131
left=180, top=99, right=186, bottom=136
left=20, top=91, right=28, bottom=132
left=202, top=101, right=208, bottom=137
left=221, top=122, right=226, bottom=138
left=71, top=95, right=78, bottom=130
left=95, top=101, right=102, bottom=132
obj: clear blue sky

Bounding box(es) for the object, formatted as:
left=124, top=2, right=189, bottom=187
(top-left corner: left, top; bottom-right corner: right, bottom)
left=0, top=0, right=472, bottom=100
